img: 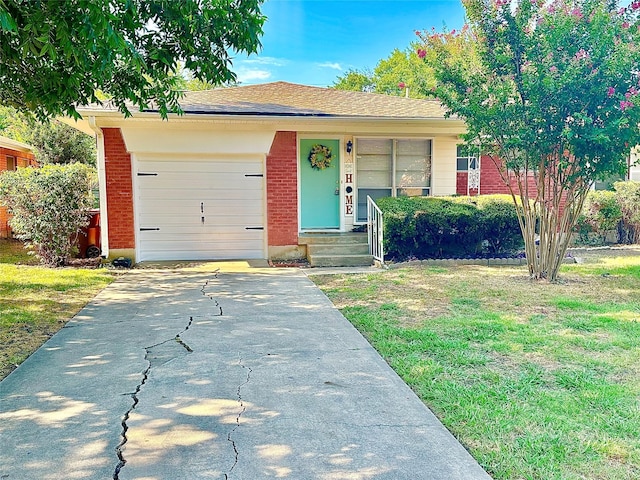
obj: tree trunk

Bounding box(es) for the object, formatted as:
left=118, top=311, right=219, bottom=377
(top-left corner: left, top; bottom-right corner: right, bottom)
left=491, top=154, right=589, bottom=282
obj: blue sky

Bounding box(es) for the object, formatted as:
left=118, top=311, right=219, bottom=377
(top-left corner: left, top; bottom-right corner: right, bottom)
left=232, top=0, right=466, bottom=87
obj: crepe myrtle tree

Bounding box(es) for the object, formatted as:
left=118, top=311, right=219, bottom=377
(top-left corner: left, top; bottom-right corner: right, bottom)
left=0, top=0, right=265, bottom=120
left=417, top=0, right=640, bottom=281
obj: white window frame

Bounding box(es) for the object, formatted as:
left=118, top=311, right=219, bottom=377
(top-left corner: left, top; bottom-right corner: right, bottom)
left=456, top=145, right=480, bottom=195
left=354, top=137, right=433, bottom=223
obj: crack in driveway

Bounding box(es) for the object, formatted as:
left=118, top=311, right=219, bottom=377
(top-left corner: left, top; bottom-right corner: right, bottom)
left=201, top=270, right=223, bottom=316
left=225, top=355, right=252, bottom=479
left=113, top=273, right=224, bottom=479
left=113, top=315, right=195, bottom=479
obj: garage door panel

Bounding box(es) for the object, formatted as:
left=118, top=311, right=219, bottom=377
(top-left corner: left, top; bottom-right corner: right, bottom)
left=136, top=157, right=265, bottom=261
left=140, top=237, right=263, bottom=259
left=140, top=248, right=263, bottom=261
left=142, top=236, right=263, bottom=245
left=137, top=190, right=263, bottom=204
left=139, top=233, right=261, bottom=246
left=137, top=160, right=262, bottom=174
left=139, top=201, right=263, bottom=217
left=138, top=174, right=262, bottom=191
left=139, top=215, right=264, bottom=229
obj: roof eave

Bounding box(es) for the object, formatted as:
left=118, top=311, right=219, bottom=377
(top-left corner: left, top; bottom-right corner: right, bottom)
left=0, top=135, right=34, bottom=153
left=74, top=108, right=457, bottom=122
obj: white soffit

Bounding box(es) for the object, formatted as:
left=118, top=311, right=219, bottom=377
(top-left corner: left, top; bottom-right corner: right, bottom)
left=119, top=124, right=276, bottom=155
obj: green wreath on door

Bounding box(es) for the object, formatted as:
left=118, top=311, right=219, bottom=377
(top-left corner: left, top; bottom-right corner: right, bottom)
left=308, top=144, right=333, bottom=170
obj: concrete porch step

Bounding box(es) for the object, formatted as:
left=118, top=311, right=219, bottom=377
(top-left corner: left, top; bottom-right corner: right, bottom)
left=299, top=232, right=368, bottom=245
left=307, top=242, right=370, bottom=256
left=309, top=253, right=374, bottom=268
left=300, top=232, right=373, bottom=267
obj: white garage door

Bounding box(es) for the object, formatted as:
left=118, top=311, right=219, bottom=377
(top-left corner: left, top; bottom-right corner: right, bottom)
left=136, top=157, right=265, bottom=261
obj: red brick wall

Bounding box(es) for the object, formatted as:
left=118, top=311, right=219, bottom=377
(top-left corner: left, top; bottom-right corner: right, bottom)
left=479, top=156, right=538, bottom=196
left=266, top=131, right=298, bottom=246
left=479, top=156, right=510, bottom=195
left=456, top=172, right=468, bottom=196
left=103, top=128, right=135, bottom=249
left=0, top=147, right=37, bottom=238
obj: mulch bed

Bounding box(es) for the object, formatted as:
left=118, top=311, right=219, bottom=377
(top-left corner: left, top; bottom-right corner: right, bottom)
left=268, top=259, right=310, bottom=268
left=64, top=257, right=103, bottom=268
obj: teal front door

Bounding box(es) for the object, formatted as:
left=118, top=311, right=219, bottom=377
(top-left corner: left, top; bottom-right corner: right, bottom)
left=300, top=139, right=340, bottom=229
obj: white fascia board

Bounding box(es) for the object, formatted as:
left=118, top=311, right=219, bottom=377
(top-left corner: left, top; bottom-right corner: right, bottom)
left=74, top=110, right=467, bottom=141
left=0, top=134, right=34, bottom=153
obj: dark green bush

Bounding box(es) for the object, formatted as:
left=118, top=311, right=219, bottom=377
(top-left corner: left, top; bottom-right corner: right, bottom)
left=573, top=183, right=640, bottom=246
left=614, top=181, right=640, bottom=244
left=574, top=190, right=622, bottom=245
left=475, top=195, right=524, bottom=255
left=378, top=195, right=523, bottom=259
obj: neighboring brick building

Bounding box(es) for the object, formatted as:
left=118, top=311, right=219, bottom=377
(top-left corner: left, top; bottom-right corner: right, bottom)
left=0, top=135, right=37, bottom=238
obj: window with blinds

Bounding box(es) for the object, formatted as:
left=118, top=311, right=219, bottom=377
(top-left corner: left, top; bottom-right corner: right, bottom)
left=355, top=138, right=432, bottom=222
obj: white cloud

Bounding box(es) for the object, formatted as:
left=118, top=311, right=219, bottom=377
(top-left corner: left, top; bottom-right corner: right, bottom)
left=241, top=56, right=289, bottom=67
left=316, top=62, right=343, bottom=71
left=236, top=68, right=272, bottom=83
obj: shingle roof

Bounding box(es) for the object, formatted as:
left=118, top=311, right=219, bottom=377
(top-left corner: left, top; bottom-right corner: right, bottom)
left=173, top=81, right=448, bottom=119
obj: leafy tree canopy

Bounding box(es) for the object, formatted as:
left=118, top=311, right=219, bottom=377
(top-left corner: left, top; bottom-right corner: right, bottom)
left=0, top=104, right=96, bottom=165
left=333, top=68, right=376, bottom=93
left=418, top=0, right=640, bottom=280
left=29, top=121, right=96, bottom=166
left=332, top=44, right=435, bottom=98
left=0, top=0, right=265, bottom=120
left=0, top=104, right=30, bottom=142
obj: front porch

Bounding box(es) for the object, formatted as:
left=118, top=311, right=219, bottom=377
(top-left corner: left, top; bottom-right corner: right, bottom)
left=298, top=232, right=373, bottom=267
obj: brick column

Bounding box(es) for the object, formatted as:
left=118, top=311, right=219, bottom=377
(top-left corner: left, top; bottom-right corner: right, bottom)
left=266, top=131, right=300, bottom=257
left=102, top=128, right=135, bottom=251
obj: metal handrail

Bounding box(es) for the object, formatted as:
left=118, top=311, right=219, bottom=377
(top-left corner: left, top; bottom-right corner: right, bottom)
left=367, top=196, right=384, bottom=264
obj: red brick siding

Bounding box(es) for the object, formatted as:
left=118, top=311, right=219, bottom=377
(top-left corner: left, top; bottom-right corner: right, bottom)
left=479, top=156, right=538, bottom=196
left=479, top=156, right=510, bottom=195
left=266, top=131, right=298, bottom=246
left=0, top=147, right=37, bottom=238
left=103, top=128, right=135, bottom=249
left=456, top=172, right=468, bottom=196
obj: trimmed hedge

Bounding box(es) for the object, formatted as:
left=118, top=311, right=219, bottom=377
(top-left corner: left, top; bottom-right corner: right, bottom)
left=574, top=190, right=621, bottom=245
left=573, top=182, right=640, bottom=245
left=613, top=181, right=640, bottom=244
left=378, top=195, right=523, bottom=260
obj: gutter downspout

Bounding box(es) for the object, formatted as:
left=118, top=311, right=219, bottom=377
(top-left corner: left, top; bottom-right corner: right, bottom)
left=88, top=117, right=109, bottom=258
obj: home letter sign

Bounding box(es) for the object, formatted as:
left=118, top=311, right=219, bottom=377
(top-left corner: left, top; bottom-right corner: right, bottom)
left=344, top=168, right=354, bottom=216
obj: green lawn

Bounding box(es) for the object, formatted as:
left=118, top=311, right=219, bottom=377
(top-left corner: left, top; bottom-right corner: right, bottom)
left=0, top=239, right=115, bottom=379
left=313, top=251, right=640, bottom=480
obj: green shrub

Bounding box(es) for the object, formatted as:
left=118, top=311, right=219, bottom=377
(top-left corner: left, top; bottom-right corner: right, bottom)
left=0, top=163, right=97, bottom=266
left=613, top=181, right=640, bottom=244
left=574, top=190, right=622, bottom=245
left=378, top=195, right=523, bottom=259
left=377, top=196, right=429, bottom=258
left=475, top=195, right=524, bottom=254
left=413, top=199, right=483, bottom=258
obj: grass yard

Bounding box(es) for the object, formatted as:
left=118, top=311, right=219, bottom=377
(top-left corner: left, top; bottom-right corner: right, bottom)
left=312, top=248, right=640, bottom=480
left=0, top=239, right=115, bottom=380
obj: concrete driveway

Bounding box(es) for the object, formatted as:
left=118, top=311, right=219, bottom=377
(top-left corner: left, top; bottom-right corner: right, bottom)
left=0, top=262, right=491, bottom=479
